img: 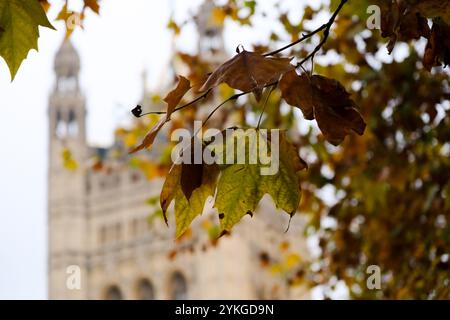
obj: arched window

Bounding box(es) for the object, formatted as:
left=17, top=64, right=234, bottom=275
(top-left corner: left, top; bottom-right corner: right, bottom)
left=55, top=111, right=66, bottom=138
left=67, top=110, right=78, bottom=137
left=104, top=285, right=123, bottom=300
left=136, top=279, right=155, bottom=300
left=170, top=272, right=188, bottom=300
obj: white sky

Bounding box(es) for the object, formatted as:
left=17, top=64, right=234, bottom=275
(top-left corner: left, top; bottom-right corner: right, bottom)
left=0, top=0, right=306, bottom=299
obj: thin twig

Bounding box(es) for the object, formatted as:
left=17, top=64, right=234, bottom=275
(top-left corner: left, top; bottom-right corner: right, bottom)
left=137, top=89, right=212, bottom=117
left=201, top=92, right=248, bottom=130
left=296, top=0, right=348, bottom=68
left=263, top=24, right=327, bottom=57
left=257, top=83, right=277, bottom=129
left=263, top=0, right=347, bottom=65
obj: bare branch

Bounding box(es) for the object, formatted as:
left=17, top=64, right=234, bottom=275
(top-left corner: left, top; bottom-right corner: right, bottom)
left=263, top=0, right=348, bottom=66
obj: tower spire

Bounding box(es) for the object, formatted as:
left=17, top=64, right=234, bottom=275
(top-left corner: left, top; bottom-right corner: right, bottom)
left=195, top=0, right=226, bottom=63
left=49, top=39, right=86, bottom=158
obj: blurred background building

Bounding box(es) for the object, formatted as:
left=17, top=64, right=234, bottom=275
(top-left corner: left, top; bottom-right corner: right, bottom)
left=47, top=0, right=310, bottom=300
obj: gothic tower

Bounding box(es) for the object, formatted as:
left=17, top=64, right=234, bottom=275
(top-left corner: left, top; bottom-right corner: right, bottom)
left=48, top=40, right=89, bottom=299
left=195, top=0, right=226, bottom=63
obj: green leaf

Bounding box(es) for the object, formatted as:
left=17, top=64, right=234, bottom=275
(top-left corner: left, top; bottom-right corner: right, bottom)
left=214, top=130, right=307, bottom=231
left=161, top=163, right=219, bottom=238
left=0, top=0, right=55, bottom=80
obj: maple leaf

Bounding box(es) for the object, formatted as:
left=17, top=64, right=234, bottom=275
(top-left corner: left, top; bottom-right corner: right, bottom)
left=380, top=2, right=431, bottom=54
left=62, top=148, right=78, bottom=171
left=199, top=49, right=294, bottom=101
left=83, top=0, right=100, bottom=14
left=411, top=0, right=450, bottom=25
left=278, top=71, right=314, bottom=120
left=423, top=20, right=450, bottom=71
left=129, top=75, right=191, bottom=154
left=280, top=71, right=366, bottom=146
left=160, top=164, right=182, bottom=222
left=214, top=130, right=307, bottom=231
left=55, top=3, right=84, bottom=39
left=38, top=0, right=50, bottom=12
left=160, top=163, right=219, bottom=237
left=181, top=163, right=203, bottom=200
left=128, top=117, right=167, bottom=154
left=164, top=75, right=191, bottom=119
left=0, top=0, right=55, bottom=80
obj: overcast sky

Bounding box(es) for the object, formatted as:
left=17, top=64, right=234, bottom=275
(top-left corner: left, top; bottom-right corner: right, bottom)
left=0, top=0, right=309, bottom=299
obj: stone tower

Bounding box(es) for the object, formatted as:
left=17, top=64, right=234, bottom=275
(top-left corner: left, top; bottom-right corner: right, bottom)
left=48, top=40, right=89, bottom=299
left=195, top=0, right=226, bottom=63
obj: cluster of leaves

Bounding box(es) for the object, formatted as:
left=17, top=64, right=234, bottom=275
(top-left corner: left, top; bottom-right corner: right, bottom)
left=304, top=0, right=450, bottom=299
left=129, top=40, right=366, bottom=237
left=0, top=0, right=100, bottom=80
left=54, top=0, right=100, bottom=39
left=378, top=0, right=450, bottom=70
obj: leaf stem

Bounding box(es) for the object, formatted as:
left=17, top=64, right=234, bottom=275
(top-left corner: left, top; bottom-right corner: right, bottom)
left=136, top=89, right=212, bottom=117
left=256, top=83, right=277, bottom=129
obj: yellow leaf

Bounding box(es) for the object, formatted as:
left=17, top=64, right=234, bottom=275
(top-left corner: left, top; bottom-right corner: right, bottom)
left=284, top=253, right=301, bottom=268
left=61, top=149, right=78, bottom=171
left=211, top=7, right=226, bottom=26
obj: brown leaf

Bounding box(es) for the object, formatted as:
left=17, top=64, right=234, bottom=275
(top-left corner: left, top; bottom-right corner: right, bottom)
left=199, top=49, right=294, bottom=101
left=181, top=163, right=203, bottom=200
left=128, top=117, right=167, bottom=154
left=423, top=21, right=450, bottom=71
left=311, top=75, right=366, bottom=146
left=423, top=24, right=440, bottom=71
left=83, top=0, right=100, bottom=14
left=160, top=164, right=182, bottom=224
left=279, top=70, right=314, bottom=120
left=280, top=72, right=366, bottom=145
left=39, top=0, right=51, bottom=12
left=380, top=1, right=400, bottom=39
left=164, top=75, right=191, bottom=119
left=380, top=2, right=431, bottom=55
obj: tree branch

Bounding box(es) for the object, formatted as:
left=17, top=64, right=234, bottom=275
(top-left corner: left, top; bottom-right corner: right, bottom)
left=296, top=0, right=348, bottom=68
left=263, top=0, right=348, bottom=64
left=135, top=88, right=212, bottom=117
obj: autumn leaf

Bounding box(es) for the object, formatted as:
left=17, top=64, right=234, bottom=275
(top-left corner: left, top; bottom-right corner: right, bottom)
left=412, top=0, right=450, bottom=25
left=130, top=76, right=190, bottom=154
left=164, top=75, right=191, bottom=119
left=214, top=130, right=307, bottom=231
left=423, top=20, right=450, bottom=71
left=310, top=75, right=366, bottom=145
left=167, top=18, right=181, bottom=35
left=128, top=117, right=167, bottom=154
left=38, top=0, right=50, bottom=12
left=279, top=70, right=314, bottom=120
left=83, top=0, right=100, bottom=14
left=200, top=49, right=294, bottom=101
left=62, top=148, right=78, bottom=171
left=175, top=164, right=219, bottom=237
left=160, top=164, right=182, bottom=223
left=380, top=1, right=431, bottom=54
left=280, top=71, right=366, bottom=145
left=0, top=0, right=55, bottom=80
left=56, top=3, right=84, bottom=39
left=160, top=163, right=219, bottom=237
left=181, top=163, right=203, bottom=200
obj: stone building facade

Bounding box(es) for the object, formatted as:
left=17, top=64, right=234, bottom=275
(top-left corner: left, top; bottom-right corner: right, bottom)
left=48, top=0, right=310, bottom=300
